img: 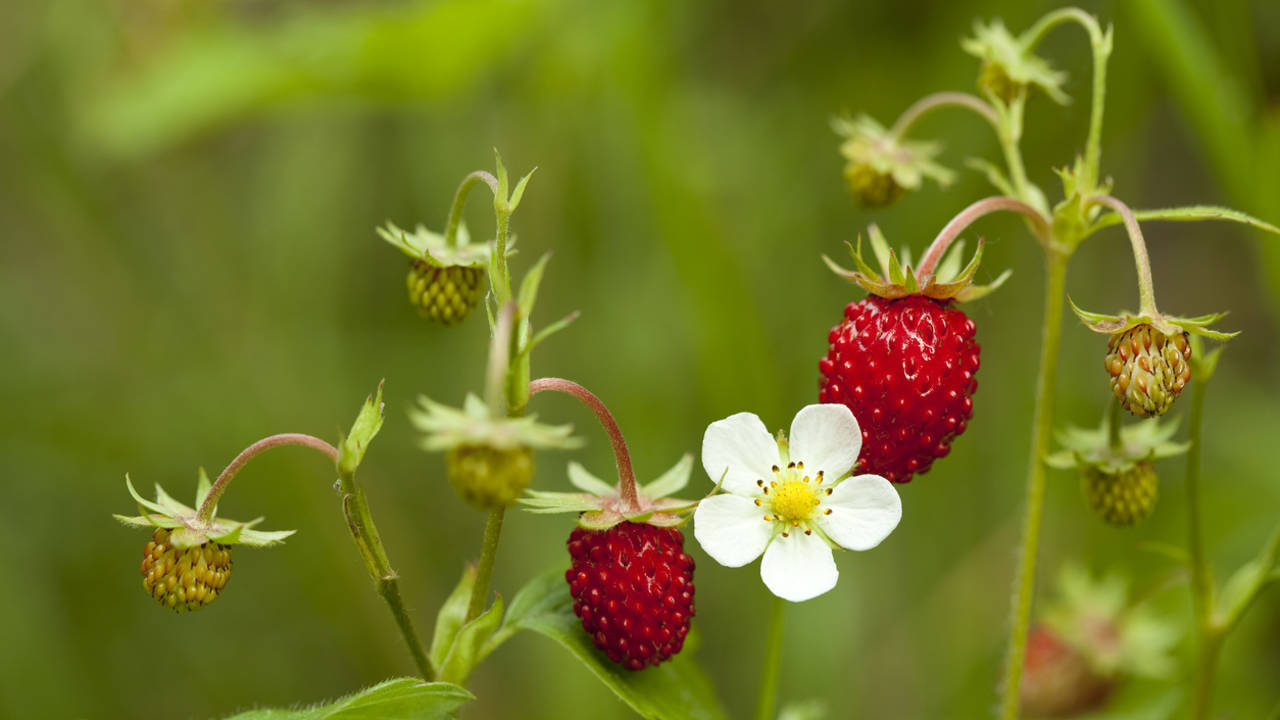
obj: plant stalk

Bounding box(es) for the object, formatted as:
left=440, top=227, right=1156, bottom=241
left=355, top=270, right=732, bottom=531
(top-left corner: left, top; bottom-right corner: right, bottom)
left=889, top=92, right=1001, bottom=140
left=754, top=595, right=786, bottom=720
left=915, top=196, right=1052, bottom=281
left=466, top=507, right=506, bottom=622
left=444, top=171, right=499, bottom=249
left=999, top=250, right=1069, bottom=720
left=1088, top=195, right=1158, bottom=316
left=198, top=433, right=339, bottom=522
left=529, top=377, right=639, bottom=511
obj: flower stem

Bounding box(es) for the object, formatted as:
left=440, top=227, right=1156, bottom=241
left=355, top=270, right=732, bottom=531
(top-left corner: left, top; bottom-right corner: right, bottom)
left=529, top=377, right=639, bottom=512
left=444, top=171, right=499, bottom=249
left=1106, top=396, right=1123, bottom=453
left=1186, top=371, right=1217, bottom=719
left=1087, top=195, right=1158, bottom=317
left=994, top=100, right=1034, bottom=207
left=999, top=250, right=1069, bottom=720
left=888, top=92, right=1001, bottom=141
left=198, top=433, right=339, bottom=523
left=487, top=302, right=517, bottom=417
left=754, top=595, right=786, bottom=720
left=915, top=196, right=1052, bottom=282
left=1019, top=7, right=1110, bottom=189
left=466, top=507, right=506, bottom=622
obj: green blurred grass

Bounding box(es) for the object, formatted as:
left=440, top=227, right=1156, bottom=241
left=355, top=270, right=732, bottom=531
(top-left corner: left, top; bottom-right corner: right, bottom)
left=1, top=0, right=1277, bottom=717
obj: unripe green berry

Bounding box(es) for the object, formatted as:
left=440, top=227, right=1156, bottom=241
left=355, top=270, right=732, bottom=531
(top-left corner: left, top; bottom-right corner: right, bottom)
left=446, top=444, right=534, bottom=509
left=406, top=260, right=486, bottom=326
left=1083, top=461, right=1158, bottom=526
left=141, top=528, right=233, bottom=612
left=843, top=162, right=903, bottom=208
left=1105, top=325, right=1192, bottom=417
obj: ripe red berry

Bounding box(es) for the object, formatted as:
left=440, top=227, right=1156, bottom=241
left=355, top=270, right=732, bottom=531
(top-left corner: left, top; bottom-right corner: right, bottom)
left=818, top=294, right=980, bottom=483
left=565, top=522, right=695, bottom=671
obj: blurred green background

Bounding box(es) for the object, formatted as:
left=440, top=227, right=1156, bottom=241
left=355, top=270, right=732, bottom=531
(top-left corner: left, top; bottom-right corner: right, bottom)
left=2, top=0, right=1277, bottom=717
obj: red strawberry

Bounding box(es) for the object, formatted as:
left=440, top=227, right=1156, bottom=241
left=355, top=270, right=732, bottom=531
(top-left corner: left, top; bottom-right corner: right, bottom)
left=566, top=522, right=695, bottom=671
left=820, top=227, right=1005, bottom=483
left=819, top=295, right=979, bottom=482
left=1021, top=624, right=1113, bottom=718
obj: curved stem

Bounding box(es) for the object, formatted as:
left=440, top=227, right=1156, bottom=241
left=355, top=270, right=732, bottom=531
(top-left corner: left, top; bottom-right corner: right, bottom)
left=487, top=302, right=517, bottom=416
left=197, top=434, right=338, bottom=523
left=529, top=377, right=639, bottom=512
left=444, top=171, right=499, bottom=249
left=466, top=508, right=506, bottom=622
left=999, top=251, right=1069, bottom=720
left=889, top=92, right=1001, bottom=140
left=1020, top=8, right=1109, bottom=188
left=754, top=595, right=786, bottom=720
left=1087, top=195, right=1158, bottom=316
left=916, top=196, right=1052, bottom=281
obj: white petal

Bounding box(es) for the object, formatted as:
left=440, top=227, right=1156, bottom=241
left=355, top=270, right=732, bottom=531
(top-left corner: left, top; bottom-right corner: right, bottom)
left=701, top=411, right=780, bottom=496
left=816, top=474, right=902, bottom=551
left=760, top=531, right=838, bottom=602
left=693, top=494, right=772, bottom=567
left=788, top=404, right=861, bottom=479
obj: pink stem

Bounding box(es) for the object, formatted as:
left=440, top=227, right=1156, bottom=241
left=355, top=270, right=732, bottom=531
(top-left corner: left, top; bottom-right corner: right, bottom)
left=915, top=196, right=1052, bottom=282
left=197, top=434, right=338, bottom=522
left=528, top=378, right=638, bottom=512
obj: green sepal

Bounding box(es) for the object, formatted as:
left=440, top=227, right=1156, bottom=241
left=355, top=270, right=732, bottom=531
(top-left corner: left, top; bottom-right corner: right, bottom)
left=518, top=489, right=602, bottom=514
left=640, top=454, right=693, bottom=499
left=965, top=157, right=1016, bottom=197
left=567, top=462, right=614, bottom=495
left=376, top=221, right=491, bottom=267
left=339, top=381, right=385, bottom=478
left=409, top=393, right=582, bottom=452
left=117, top=474, right=295, bottom=548
left=516, top=310, right=580, bottom=362
left=1046, top=414, right=1187, bottom=474
left=1067, top=297, right=1237, bottom=339
left=429, top=565, right=477, bottom=675
left=221, top=677, right=473, bottom=720
left=126, top=474, right=167, bottom=515
left=827, top=228, right=1007, bottom=303
left=962, top=18, right=1069, bottom=105
left=113, top=513, right=184, bottom=530
left=493, top=149, right=536, bottom=215
left=437, top=594, right=505, bottom=685
left=195, top=468, right=214, bottom=512
left=153, top=482, right=195, bottom=517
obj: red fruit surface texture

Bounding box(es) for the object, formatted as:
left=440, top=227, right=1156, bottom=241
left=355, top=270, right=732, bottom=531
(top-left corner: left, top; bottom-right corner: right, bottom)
left=818, top=294, right=980, bottom=483
left=566, top=522, right=695, bottom=671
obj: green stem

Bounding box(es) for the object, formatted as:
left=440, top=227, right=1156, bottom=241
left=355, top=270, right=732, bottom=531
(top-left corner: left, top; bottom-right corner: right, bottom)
left=888, top=92, right=1001, bottom=140
left=1087, top=195, right=1159, bottom=316
left=754, top=595, right=786, bottom=720
left=1191, top=630, right=1223, bottom=720
left=339, top=456, right=433, bottom=680
left=1106, top=396, right=1123, bottom=452
left=444, top=171, right=499, bottom=249
left=1020, top=8, right=1110, bottom=188
left=995, top=100, right=1033, bottom=207
left=466, top=507, right=506, bottom=622
left=999, top=250, right=1069, bottom=720
left=1185, top=366, right=1216, bottom=720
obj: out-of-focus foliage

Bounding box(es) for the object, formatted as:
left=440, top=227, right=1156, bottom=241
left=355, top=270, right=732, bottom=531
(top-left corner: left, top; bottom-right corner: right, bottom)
left=1, top=0, right=1277, bottom=718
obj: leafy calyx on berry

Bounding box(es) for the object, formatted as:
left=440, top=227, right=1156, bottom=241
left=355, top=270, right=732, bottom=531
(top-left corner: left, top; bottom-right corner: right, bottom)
left=1067, top=297, right=1238, bottom=341
left=378, top=220, right=508, bottom=270
left=833, top=115, right=954, bottom=207
left=114, top=471, right=295, bottom=548
left=520, top=454, right=700, bottom=530
left=823, top=224, right=1010, bottom=302
left=961, top=18, right=1074, bottom=106
left=1046, top=414, right=1186, bottom=476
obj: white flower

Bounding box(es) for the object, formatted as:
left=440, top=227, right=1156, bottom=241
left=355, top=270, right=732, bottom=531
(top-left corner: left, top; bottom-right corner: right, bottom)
left=693, top=404, right=902, bottom=602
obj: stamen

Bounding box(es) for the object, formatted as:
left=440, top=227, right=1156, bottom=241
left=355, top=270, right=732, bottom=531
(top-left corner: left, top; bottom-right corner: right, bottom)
left=763, top=515, right=772, bottom=522
left=825, top=488, right=833, bottom=495
left=787, top=461, right=796, bottom=469
left=781, top=531, right=789, bottom=537
left=757, top=479, right=764, bottom=487
left=771, top=465, right=779, bottom=473
left=803, top=475, right=810, bottom=483
left=796, top=461, right=804, bottom=470
left=753, top=499, right=762, bottom=507
left=824, top=508, right=832, bottom=515
left=762, top=486, right=769, bottom=494
left=804, top=529, right=812, bottom=535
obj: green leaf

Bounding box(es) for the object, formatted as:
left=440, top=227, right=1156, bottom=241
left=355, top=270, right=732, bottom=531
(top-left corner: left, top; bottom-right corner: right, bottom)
left=429, top=565, right=477, bottom=674
left=517, top=252, right=552, bottom=319
left=221, top=678, right=472, bottom=720
left=509, top=168, right=537, bottom=211
left=519, top=310, right=580, bottom=358
left=195, top=468, right=214, bottom=511
left=642, top=454, right=694, bottom=499
left=965, top=157, right=1015, bottom=197
left=494, top=568, right=729, bottom=720
left=437, top=593, right=504, bottom=685
left=124, top=475, right=167, bottom=515
left=339, top=381, right=385, bottom=478
left=1089, top=205, right=1280, bottom=236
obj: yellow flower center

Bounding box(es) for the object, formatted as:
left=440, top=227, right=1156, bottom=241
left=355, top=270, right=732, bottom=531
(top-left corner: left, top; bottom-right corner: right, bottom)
left=771, top=479, right=819, bottom=522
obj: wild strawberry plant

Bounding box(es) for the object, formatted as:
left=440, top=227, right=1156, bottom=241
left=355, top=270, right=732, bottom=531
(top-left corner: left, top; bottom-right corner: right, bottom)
left=114, top=7, right=1280, bottom=719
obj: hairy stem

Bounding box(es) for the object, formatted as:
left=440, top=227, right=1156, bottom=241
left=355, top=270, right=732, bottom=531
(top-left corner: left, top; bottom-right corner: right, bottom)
left=487, top=302, right=517, bottom=417
left=1020, top=7, right=1110, bottom=188
left=1106, top=396, right=1123, bottom=452
left=916, top=196, right=1052, bottom=281
left=889, top=92, right=1001, bottom=140
left=444, top=171, right=499, bottom=248
left=995, top=101, right=1034, bottom=207
left=1088, top=195, right=1158, bottom=316
left=754, top=595, right=786, bottom=720
left=999, top=250, right=1069, bottom=720
left=1191, top=630, right=1223, bottom=720
left=198, top=433, right=338, bottom=523
left=529, top=377, right=639, bottom=511
left=466, top=508, right=506, bottom=622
